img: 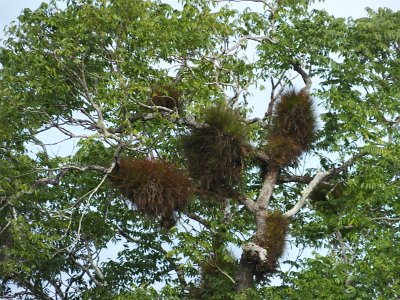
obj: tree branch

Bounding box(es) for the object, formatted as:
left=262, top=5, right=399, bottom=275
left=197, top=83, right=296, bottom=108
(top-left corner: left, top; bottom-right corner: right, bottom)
left=256, top=169, right=279, bottom=211
left=185, top=211, right=211, bottom=229
left=236, top=194, right=257, bottom=214
left=283, top=157, right=358, bottom=218
left=292, top=61, right=312, bottom=94
left=277, top=174, right=313, bottom=184
left=68, top=252, right=103, bottom=286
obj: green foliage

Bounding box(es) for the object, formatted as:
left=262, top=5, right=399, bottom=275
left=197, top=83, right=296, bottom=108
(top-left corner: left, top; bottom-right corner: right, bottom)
left=192, top=252, right=238, bottom=299
left=309, top=182, right=345, bottom=214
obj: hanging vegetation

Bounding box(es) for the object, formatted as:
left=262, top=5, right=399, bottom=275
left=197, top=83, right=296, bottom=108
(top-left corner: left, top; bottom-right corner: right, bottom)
left=266, top=89, right=316, bottom=167
left=254, top=211, right=289, bottom=279
left=182, top=102, right=249, bottom=199
left=109, top=158, right=193, bottom=228
left=150, top=85, right=181, bottom=110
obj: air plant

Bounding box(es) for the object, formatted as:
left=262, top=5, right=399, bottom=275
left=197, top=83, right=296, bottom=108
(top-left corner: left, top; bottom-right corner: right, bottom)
left=182, top=102, right=249, bottom=199
left=267, top=89, right=316, bottom=167
left=110, top=158, right=193, bottom=228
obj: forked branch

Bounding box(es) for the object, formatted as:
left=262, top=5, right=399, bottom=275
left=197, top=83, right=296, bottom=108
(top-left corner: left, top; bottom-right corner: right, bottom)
left=283, top=156, right=359, bottom=218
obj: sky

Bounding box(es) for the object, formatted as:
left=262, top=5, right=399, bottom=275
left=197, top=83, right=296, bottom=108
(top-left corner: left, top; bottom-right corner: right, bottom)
left=0, top=0, right=45, bottom=33
left=312, top=0, right=400, bottom=18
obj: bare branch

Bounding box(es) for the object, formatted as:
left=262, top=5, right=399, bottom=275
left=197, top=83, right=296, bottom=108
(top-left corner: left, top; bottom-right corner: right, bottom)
left=236, top=194, right=257, bottom=214
left=256, top=169, right=279, bottom=211
left=245, top=117, right=269, bottom=128
left=185, top=211, right=211, bottom=229
left=85, top=240, right=105, bottom=282
left=68, top=252, right=103, bottom=286
left=292, top=61, right=312, bottom=94
left=204, top=260, right=236, bottom=284
left=114, top=112, right=206, bottom=131
left=76, top=173, right=109, bottom=241
left=277, top=174, right=313, bottom=184
left=266, top=72, right=290, bottom=121
left=221, top=35, right=277, bottom=56
left=223, top=199, right=232, bottom=225
left=48, top=278, right=66, bottom=300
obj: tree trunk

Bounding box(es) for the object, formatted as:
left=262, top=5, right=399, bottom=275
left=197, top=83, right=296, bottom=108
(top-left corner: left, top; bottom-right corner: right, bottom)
left=235, top=209, right=272, bottom=291
left=235, top=255, right=255, bottom=292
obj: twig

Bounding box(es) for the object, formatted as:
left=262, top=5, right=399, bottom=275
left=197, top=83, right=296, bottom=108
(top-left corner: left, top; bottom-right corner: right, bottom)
left=204, top=260, right=236, bottom=284
left=185, top=212, right=211, bottom=229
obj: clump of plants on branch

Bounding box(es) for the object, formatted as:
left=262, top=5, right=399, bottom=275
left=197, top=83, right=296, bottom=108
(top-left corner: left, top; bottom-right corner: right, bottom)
left=266, top=89, right=317, bottom=167
left=150, top=84, right=181, bottom=110
left=182, top=102, right=249, bottom=199
left=254, top=211, right=289, bottom=279
left=109, top=158, right=194, bottom=228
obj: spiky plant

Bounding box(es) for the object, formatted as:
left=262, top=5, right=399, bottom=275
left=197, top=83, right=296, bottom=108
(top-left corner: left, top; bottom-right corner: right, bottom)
left=109, top=158, right=193, bottom=228
left=254, top=211, right=289, bottom=278
left=267, top=89, right=316, bottom=167
left=266, top=134, right=303, bottom=167
left=151, top=85, right=181, bottom=110
left=182, top=102, right=249, bottom=199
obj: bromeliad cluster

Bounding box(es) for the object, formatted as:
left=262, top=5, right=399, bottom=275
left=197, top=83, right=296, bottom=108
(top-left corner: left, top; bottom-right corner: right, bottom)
left=108, top=102, right=250, bottom=228
left=246, top=89, right=316, bottom=278
left=181, top=102, right=249, bottom=200
left=109, top=158, right=194, bottom=229
left=266, top=89, right=316, bottom=168
left=150, top=84, right=181, bottom=111
left=254, top=211, right=289, bottom=279
left=109, top=90, right=316, bottom=278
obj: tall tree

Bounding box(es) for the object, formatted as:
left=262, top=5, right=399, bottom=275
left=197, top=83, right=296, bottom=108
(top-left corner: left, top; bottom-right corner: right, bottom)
left=0, top=0, right=399, bottom=299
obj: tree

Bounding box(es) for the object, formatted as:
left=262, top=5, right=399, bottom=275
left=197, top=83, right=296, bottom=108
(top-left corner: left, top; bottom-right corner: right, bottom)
left=0, top=0, right=399, bottom=298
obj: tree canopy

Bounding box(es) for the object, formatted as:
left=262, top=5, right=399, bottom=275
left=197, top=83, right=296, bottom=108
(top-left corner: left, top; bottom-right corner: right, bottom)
left=0, top=0, right=399, bottom=299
